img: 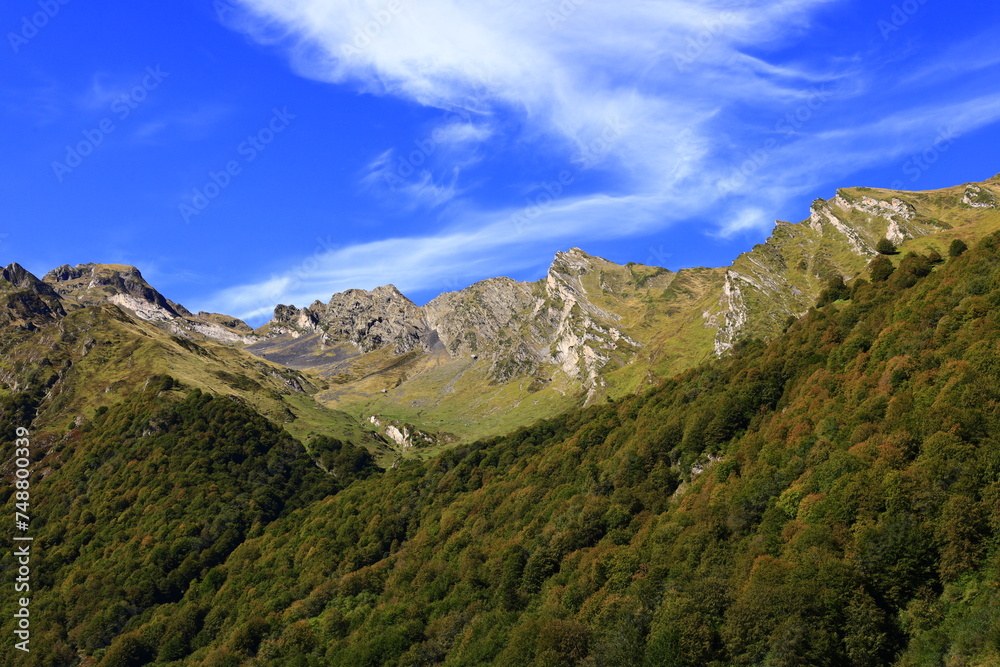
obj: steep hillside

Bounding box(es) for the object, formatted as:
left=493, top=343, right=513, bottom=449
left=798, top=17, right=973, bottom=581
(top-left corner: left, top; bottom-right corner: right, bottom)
left=8, top=222, right=999, bottom=665
left=713, top=178, right=1000, bottom=353
left=0, top=380, right=376, bottom=666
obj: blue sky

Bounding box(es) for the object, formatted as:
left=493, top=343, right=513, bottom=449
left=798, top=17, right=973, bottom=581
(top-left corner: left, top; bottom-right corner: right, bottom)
left=2, top=0, right=999, bottom=323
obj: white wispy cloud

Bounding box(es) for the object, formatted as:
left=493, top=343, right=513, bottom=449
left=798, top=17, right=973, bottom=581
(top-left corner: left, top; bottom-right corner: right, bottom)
left=226, top=0, right=833, bottom=183
left=360, top=150, right=463, bottom=208
left=206, top=0, right=1000, bottom=317
left=131, top=104, right=234, bottom=143
left=898, top=27, right=1000, bottom=86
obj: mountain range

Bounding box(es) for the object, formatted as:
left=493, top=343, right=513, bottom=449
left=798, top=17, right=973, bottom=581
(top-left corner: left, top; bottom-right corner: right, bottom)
left=2, top=174, right=1000, bottom=665
left=3, top=176, right=998, bottom=457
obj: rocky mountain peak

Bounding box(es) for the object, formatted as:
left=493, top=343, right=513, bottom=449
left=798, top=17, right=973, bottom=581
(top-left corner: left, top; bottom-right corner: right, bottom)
left=0, top=262, right=66, bottom=328
left=11, top=262, right=255, bottom=345
left=546, top=248, right=600, bottom=303
left=372, top=283, right=411, bottom=300
left=548, top=247, right=601, bottom=283
left=2, top=262, right=59, bottom=297
left=43, top=263, right=181, bottom=321
left=267, top=284, right=428, bottom=354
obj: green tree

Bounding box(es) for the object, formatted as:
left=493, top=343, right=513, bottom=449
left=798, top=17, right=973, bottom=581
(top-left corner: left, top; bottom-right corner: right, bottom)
left=99, top=633, right=153, bottom=667
left=817, top=275, right=849, bottom=306
left=869, top=255, right=895, bottom=282
left=949, top=238, right=968, bottom=257
left=876, top=237, right=897, bottom=255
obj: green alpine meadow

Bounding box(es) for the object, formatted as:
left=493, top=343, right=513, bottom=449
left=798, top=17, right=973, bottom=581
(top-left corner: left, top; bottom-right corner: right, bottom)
left=3, top=176, right=1000, bottom=664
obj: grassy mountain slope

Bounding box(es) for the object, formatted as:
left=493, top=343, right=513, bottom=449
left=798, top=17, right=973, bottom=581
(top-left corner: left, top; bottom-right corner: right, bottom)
left=712, top=178, right=1000, bottom=354
left=9, top=226, right=999, bottom=664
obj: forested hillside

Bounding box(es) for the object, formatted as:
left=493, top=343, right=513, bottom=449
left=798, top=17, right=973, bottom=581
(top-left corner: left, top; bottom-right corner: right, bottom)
left=5, top=231, right=999, bottom=664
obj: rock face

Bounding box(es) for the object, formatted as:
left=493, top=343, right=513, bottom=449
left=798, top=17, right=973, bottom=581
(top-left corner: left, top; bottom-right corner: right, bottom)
left=257, top=248, right=647, bottom=396
left=45, top=263, right=182, bottom=321
left=533, top=250, right=642, bottom=389
left=320, top=286, right=427, bottom=354
left=367, top=415, right=451, bottom=450
left=962, top=185, right=996, bottom=209
left=270, top=286, right=428, bottom=353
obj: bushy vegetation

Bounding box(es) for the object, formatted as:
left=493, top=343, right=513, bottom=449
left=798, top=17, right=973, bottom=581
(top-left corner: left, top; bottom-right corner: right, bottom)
left=6, top=232, right=1000, bottom=665
left=0, top=379, right=374, bottom=665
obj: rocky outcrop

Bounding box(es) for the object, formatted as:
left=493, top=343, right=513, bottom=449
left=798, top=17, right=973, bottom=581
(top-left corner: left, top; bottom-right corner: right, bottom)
left=271, top=286, right=427, bottom=353
left=962, top=185, right=996, bottom=209
left=185, top=312, right=259, bottom=345
left=321, top=286, right=427, bottom=354
left=539, top=249, right=640, bottom=391
left=270, top=303, right=323, bottom=337
left=368, top=415, right=448, bottom=450
left=714, top=270, right=750, bottom=356
left=44, top=263, right=182, bottom=321
left=3, top=263, right=62, bottom=299
left=182, top=321, right=258, bottom=345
